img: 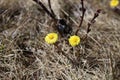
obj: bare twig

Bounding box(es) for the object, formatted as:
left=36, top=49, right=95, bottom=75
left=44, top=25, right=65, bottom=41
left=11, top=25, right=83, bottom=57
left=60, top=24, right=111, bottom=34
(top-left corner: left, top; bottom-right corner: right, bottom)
left=48, top=0, right=56, bottom=17
left=82, top=9, right=101, bottom=40
left=33, top=0, right=56, bottom=20
left=75, top=0, right=86, bottom=35
left=61, top=9, right=79, bottom=26
left=86, top=9, right=101, bottom=33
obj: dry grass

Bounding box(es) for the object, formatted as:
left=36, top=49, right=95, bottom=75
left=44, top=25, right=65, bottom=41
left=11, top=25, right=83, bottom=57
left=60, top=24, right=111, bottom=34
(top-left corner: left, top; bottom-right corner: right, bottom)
left=0, top=0, right=120, bottom=80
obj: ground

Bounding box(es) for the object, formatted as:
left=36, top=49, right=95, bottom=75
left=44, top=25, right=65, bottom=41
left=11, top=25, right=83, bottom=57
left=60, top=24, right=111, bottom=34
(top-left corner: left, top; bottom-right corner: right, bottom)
left=0, top=0, right=120, bottom=80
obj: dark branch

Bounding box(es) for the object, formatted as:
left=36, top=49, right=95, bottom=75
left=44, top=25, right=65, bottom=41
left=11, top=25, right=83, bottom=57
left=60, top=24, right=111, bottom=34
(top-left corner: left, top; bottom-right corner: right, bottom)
left=75, top=0, right=86, bottom=35
left=33, top=0, right=56, bottom=20
left=48, top=0, right=56, bottom=17
left=87, top=9, right=101, bottom=33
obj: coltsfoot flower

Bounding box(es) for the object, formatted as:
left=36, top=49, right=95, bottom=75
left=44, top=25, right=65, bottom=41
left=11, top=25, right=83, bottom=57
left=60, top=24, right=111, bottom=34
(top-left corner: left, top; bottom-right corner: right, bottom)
left=69, top=35, right=80, bottom=47
left=110, top=0, right=119, bottom=7
left=45, top=33, right=58, bottom=44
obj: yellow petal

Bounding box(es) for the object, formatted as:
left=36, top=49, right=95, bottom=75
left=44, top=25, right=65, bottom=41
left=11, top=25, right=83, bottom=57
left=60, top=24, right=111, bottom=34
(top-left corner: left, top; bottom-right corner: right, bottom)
left=45, top=33, right=58, bottom=44
left=69, top=35, right=80, bottom=47
left=110, top=0, right=119, bottom=7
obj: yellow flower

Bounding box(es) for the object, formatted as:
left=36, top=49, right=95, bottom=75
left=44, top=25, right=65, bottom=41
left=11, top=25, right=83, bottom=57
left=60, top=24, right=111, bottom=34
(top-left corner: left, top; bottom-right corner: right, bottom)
left=110, top=0, right=119, bottom=7
left=69, top=35, right=80, bottom=47
left=45, top=33, right=58, bottom=44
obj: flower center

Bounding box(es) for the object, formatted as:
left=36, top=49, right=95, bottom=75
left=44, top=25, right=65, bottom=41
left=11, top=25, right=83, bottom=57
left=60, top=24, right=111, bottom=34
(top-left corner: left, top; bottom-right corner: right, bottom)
left=73, top=38, right=78, bottom=43
left=49, top=35, right=54, bottom=39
